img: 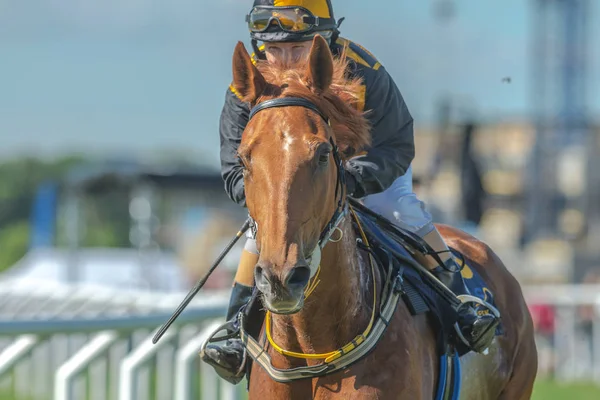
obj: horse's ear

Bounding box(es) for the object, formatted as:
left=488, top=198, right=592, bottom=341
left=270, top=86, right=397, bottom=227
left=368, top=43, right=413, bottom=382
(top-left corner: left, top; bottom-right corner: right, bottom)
left=232, top=41, right=267, bottom=103
left=306, top=35, right=333, bottom=94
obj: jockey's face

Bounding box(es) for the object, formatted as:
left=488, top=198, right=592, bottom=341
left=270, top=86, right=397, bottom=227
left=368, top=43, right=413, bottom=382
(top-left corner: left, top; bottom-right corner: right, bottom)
left=264, top=41, right=312, bottom=65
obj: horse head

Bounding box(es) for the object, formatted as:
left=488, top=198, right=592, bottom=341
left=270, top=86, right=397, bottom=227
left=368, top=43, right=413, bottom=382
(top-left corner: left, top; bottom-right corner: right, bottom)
left=231, top=35, right=371, bottom=315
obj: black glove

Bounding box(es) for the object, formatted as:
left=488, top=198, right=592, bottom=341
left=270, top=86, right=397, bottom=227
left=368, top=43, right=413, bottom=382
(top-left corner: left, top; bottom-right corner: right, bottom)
left=344, top=168, right=359, bottom=197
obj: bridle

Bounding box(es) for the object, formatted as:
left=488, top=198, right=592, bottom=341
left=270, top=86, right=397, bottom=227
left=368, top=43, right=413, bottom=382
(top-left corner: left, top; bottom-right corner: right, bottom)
left=245, top=97, right=349, bottom=262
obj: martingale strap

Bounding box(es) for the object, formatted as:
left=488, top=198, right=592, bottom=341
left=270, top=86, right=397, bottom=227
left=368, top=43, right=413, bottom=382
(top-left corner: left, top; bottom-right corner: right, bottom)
left=238, top=207, right=405, bottom=383
left=263, top=208, right=377, bottom=363
left=238, top=277, right=404, bottom=382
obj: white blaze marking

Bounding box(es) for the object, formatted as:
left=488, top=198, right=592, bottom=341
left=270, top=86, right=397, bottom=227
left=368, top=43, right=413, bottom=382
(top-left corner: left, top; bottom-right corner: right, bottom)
left=282, top=133, right=294, bottom=152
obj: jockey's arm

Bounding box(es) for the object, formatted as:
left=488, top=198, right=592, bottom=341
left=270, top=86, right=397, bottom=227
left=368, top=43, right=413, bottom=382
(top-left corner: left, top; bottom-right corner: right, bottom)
left=344, top=66, right=415, bottom=199
left=219, top=86, right=250, bottom=207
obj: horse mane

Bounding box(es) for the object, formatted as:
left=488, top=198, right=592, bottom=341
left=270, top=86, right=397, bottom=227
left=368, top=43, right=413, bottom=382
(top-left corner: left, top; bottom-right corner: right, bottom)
left=254, top=48, right=372, bottom=157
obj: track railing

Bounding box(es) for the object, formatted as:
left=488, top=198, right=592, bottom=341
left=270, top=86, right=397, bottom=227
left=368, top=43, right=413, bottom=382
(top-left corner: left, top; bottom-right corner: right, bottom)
left=0, top=280, right=242, bottom=400
left=1, top=280, right=600, bottom=399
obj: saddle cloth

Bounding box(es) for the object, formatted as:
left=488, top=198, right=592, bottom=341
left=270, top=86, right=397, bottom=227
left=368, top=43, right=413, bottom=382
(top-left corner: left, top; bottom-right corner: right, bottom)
left=350, top=207, right=503, bottom=357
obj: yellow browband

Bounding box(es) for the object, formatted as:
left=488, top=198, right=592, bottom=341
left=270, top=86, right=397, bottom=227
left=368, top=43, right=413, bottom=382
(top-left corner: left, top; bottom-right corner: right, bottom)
left=264, top=206, right=378, bottom=363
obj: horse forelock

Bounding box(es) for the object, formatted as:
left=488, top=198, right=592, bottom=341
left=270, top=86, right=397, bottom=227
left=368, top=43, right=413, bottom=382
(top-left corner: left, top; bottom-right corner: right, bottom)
left=254, top=51, right=371, bottom=159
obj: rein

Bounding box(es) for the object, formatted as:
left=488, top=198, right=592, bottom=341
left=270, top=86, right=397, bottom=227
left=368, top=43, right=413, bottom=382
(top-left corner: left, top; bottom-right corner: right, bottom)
left=238, top=96, right=403, bottom=382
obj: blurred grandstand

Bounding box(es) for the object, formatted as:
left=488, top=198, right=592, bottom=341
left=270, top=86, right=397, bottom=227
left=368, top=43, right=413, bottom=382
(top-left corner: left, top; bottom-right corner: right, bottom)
left=1, top=161, right=247, bottom=292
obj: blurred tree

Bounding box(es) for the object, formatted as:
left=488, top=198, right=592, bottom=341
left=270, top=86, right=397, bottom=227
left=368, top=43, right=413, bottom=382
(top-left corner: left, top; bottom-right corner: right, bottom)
left=0, top=221, right=29, bottom=272
left=0, top=156, right=85, bottom=272
left=81, top=189, right=131, bottom=247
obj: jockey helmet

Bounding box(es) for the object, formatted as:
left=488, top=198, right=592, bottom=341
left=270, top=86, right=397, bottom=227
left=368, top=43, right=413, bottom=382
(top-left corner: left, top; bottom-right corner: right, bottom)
left=247, top=0, right=340, bottom=43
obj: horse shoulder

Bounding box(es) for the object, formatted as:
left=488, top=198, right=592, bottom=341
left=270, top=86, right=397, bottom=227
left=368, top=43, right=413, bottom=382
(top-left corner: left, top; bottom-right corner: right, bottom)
left=372, top=302, right=439, bottom=398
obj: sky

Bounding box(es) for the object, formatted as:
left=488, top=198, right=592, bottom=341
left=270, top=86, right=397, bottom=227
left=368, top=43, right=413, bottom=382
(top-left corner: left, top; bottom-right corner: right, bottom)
left=0, top=0, right=598, bottom=163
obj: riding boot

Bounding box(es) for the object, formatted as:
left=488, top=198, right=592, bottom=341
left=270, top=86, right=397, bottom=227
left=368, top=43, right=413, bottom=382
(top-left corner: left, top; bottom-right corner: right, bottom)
left=432, top=258, right=499, bottom=353
left=200, top=282, right=253, bottom=384
left=200, top=249, right=259, bottom=385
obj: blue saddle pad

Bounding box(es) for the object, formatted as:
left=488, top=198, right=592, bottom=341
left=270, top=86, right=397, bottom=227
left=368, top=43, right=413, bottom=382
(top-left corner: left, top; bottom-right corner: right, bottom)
left=351, top=208, right=503, bottom=349
left=454, top=249, right=501, bottom=328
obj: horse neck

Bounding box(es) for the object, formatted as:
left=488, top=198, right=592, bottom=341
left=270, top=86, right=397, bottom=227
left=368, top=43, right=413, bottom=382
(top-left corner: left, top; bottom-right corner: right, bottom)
left=270, top=216, right=375, bottom=364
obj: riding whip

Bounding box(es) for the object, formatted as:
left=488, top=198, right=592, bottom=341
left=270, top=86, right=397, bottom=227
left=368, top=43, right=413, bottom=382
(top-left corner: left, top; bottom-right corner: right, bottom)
left=152, top=217, right=252, bottom=344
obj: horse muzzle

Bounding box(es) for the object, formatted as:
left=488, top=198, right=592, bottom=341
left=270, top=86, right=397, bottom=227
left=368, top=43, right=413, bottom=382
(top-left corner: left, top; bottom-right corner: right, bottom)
left=254, top=263, right=311, bottom=315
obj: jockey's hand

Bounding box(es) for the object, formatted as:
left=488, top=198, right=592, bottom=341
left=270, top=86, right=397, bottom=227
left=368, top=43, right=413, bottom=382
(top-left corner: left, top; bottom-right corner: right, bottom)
left=344, top=169, right=358, bottom=197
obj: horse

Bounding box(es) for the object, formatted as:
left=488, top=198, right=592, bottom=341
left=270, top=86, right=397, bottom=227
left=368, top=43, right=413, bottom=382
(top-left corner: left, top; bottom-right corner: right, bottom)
left=229, top=35, right=538, bottom=399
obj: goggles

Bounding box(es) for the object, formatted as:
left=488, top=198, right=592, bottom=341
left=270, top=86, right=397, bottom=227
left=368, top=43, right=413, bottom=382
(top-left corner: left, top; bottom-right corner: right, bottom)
left=246, top=6, right=336, bottom=34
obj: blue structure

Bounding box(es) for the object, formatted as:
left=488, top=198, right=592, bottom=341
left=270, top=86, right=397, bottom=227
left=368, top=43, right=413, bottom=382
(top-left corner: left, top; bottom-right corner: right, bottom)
left=29, top=181, right=58, bottom=248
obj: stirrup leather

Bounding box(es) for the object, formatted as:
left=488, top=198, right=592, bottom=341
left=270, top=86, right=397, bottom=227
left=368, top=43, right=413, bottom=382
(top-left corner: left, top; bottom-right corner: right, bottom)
left=203, top=319, right=241, bottom=344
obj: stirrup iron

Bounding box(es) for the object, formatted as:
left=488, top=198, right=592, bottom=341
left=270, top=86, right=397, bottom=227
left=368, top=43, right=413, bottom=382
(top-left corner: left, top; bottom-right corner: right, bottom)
left=199, top=319, right=248, bottom=384
left=453, top=294, right=500, bottom=353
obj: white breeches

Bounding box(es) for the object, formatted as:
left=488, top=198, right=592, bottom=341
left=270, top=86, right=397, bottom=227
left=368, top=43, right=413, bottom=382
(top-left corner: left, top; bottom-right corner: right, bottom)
left=362, top=165, right=435, bottom=237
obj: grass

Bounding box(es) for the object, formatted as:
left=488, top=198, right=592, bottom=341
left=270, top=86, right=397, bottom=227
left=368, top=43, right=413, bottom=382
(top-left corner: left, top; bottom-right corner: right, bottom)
left=1, top=379, right=599, bottom=399
left=532, top=379, right=600, bottom=400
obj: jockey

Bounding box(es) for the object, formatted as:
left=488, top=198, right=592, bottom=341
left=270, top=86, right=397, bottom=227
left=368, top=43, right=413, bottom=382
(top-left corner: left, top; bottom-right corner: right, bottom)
left=202, top=0, right=498, bottom=384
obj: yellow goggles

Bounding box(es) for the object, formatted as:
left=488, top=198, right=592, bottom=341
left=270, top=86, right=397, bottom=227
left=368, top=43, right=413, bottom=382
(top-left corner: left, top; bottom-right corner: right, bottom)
left=246, top=6, right=334, bottom=34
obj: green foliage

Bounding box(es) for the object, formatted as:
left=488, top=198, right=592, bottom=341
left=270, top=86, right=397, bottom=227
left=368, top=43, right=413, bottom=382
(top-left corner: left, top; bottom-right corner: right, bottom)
left=0, top=221, right=29, bottom=272
left=0, top=156, right=86, bottom=272
left=81, top=190, right=131, bottom=247
left=53, top=188, right=131, bottom=249
left=0, top=153, right=217, bottom=272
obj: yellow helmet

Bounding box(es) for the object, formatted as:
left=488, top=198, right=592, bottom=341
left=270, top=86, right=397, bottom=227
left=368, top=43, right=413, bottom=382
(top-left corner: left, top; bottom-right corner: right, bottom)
left=246, top=0, right=339, bottom=42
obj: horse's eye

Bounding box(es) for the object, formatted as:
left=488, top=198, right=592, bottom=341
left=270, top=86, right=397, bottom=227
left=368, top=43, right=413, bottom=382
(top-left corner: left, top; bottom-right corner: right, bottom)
left=318, top=148, right=331, bottom=166
left=319, top=152, right=330, bottom=165
left=238, top=153, right=249, bottom=169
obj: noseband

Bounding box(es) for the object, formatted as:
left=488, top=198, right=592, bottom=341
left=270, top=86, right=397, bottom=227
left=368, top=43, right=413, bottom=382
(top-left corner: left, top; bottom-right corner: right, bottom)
left=246, top=97, right=348, bottom=251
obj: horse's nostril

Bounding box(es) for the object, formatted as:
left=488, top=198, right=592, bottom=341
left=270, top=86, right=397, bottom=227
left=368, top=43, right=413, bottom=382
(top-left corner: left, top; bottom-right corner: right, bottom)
left=254, top=265, right=266, bottom=283
left=254, top=264, right=274, bottom=294
left=285, top=266, right=311, bottom=288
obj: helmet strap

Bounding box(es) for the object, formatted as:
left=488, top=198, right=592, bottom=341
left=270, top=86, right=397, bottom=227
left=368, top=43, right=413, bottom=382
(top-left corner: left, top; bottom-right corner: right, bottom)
left=330, top=17, right=344, bottom=45
left=251, top=39, right=267, bottom=60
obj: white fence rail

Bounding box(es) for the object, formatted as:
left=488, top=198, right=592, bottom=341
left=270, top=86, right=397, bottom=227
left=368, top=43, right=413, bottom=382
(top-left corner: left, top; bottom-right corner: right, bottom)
left=1, top=280, right=600, bottom=399
left=523, top=284, right=600, bottom=383
left=0, top=280, right=241, bottom=400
